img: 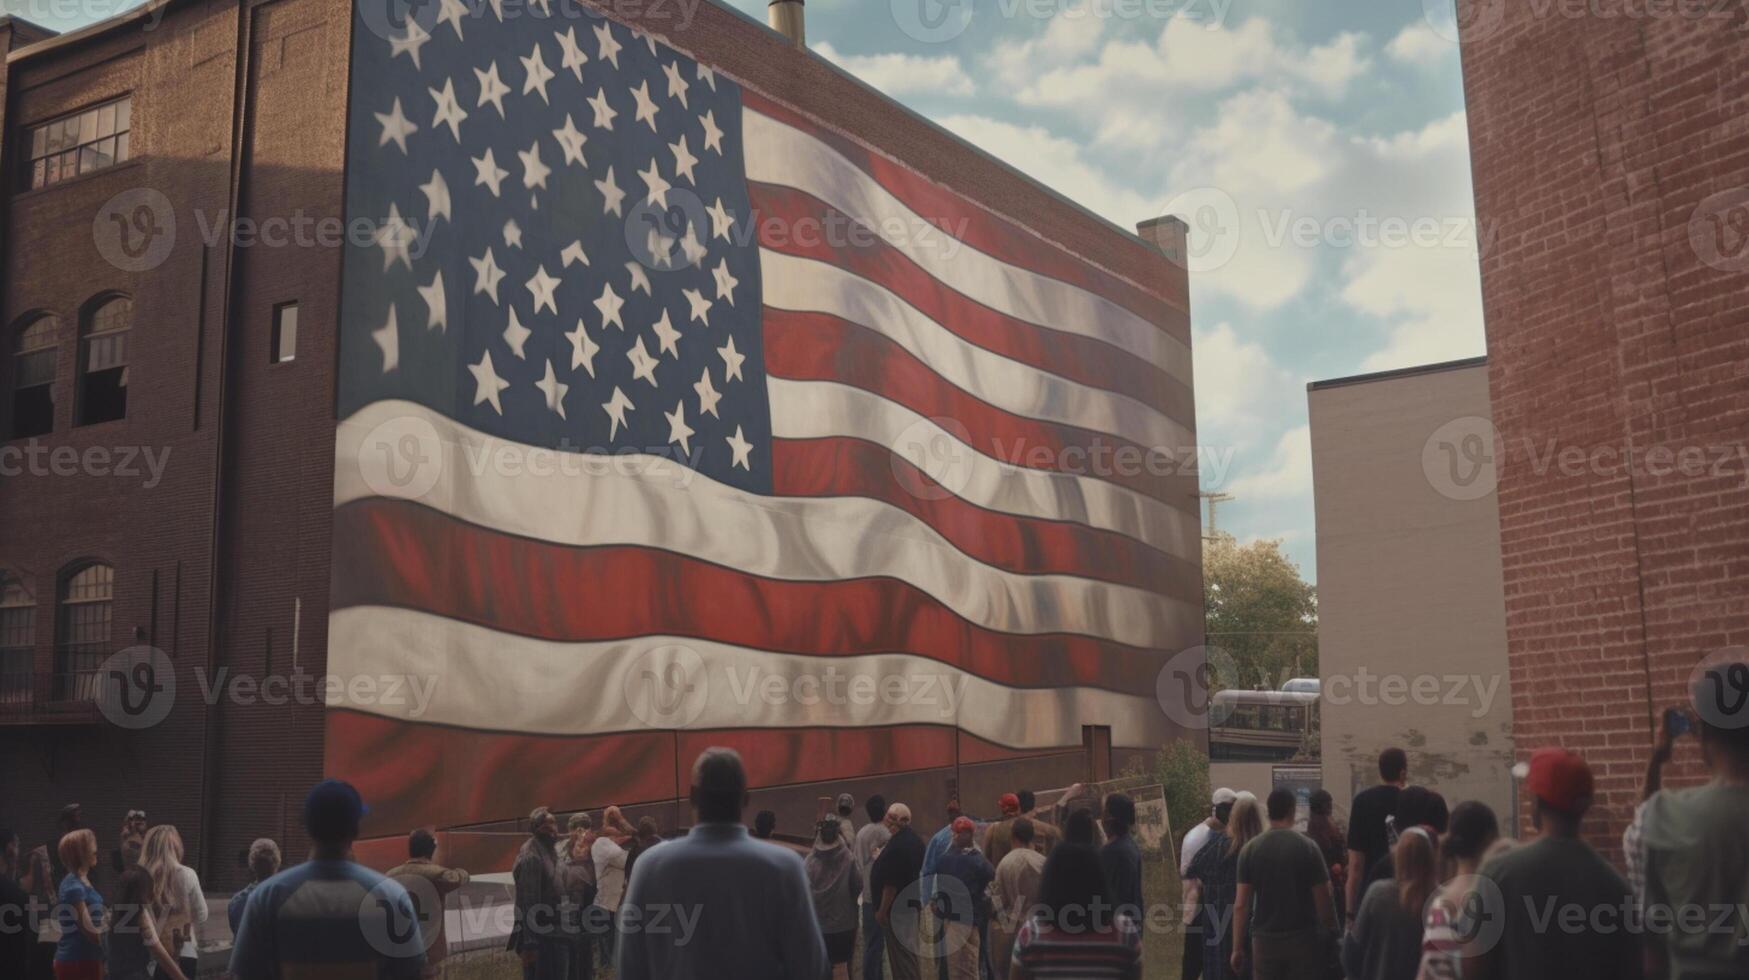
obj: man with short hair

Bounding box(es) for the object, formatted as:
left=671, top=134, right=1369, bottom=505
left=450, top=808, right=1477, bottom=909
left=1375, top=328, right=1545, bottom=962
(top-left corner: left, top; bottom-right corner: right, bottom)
left=227, top=838, right=283, bottom=934
left=919, top=801, right=965, bottom=980
left=872, top=804, right=925, bottom=980
left=932, top=817, right=993, bottom=980
left=853, top=794, right=891, bottom=980
left=616, top=747, right=828, bottom=980
left=1626, top=657, right=1749, bottom=980
left=1016, top=789, right=1059, bottom=853
left=990, top=818, right=1046, bottom=980
left=1472, top=748, right=1640, bottom=980
left=589, top=807, right=632, bottom=970
left=1344, top=747, right=1407, bottom=916
left=1100, top=793, right=1144, bottom=922
left=387, top=829, right=471, bottom=978
left=231, top=780, right=425, bottom=979
left=560, top=813, right=598, bottom=980
left=512, top=807, right=570, bottom=980
left=1231, top=788, right=1334, bottom=980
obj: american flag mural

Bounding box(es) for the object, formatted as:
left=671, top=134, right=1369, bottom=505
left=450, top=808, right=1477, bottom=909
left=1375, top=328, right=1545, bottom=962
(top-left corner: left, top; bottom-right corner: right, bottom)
left=327, top=0, right=1201, bottom=837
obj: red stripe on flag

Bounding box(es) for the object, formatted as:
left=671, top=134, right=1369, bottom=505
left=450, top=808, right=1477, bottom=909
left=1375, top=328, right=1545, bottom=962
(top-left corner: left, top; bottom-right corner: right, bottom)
left=764, top=308, right=1198, bottom=513
left=770, top=435, right=1199, bottom=601
left=742, top=91, right=1190, bottom=329
left=750, top=182, right=1193, bottom=425
left=330, top=499, right=1169, bottom=693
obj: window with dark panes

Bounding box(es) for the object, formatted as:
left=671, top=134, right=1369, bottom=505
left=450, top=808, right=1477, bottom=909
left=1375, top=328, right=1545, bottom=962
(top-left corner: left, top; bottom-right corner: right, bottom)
left=78, top=297, right=130, bottom=426
left=0, top=574, right=34, bottom=705
left=272, top=303, right=298, bottom=364
left=23, top=97, right=132, bottom=191
left=10, top=316, right=57, bottom=439
left=56, top=563, right=112, bottom=701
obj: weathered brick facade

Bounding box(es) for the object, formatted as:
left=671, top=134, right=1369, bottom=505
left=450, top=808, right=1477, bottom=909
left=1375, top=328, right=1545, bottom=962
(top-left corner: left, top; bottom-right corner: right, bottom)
left=1459, top=0, right=1749, bottom=854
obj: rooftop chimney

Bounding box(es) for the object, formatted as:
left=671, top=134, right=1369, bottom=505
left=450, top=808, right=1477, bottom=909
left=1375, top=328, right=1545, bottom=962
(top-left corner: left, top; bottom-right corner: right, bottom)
left=768, top=0, right=804, bottom=46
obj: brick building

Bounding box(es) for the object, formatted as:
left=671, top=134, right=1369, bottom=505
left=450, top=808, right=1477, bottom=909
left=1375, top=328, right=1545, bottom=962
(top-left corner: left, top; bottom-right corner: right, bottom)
left=0, top=0, right=1197, bottom=884
left=1459, top=0, right=1749, bottom=853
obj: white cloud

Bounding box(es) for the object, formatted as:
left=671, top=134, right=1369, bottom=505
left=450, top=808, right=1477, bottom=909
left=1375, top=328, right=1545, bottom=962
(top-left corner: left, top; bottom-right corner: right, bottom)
left=1224, top=425, right=1313, bottom=500
left=1385, top=22, right=1457, bottom=65
left=932, top=113, right=1156, bottom=226
left=814, top=42, right=977, bottom=96
left=1193, top=322, right=1302, bottom=436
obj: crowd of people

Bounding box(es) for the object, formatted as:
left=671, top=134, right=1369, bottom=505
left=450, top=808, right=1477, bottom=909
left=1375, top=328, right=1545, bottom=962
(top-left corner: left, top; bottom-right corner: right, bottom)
left=2, top=659, right=1745, bottom=980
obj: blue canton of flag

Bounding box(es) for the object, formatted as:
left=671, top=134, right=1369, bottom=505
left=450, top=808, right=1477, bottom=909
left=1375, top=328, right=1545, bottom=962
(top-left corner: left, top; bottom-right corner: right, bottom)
left=338, top=0, right=771, bottom=493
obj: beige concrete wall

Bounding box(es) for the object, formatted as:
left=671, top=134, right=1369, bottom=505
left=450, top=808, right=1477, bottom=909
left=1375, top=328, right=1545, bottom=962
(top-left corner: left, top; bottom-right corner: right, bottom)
left=1310, top=361, right=1516, bottom=826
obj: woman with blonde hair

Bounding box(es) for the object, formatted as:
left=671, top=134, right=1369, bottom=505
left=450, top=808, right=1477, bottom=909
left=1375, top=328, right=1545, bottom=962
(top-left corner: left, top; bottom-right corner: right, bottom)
left=1343, top=826, right=1440, bottom=980
left=1187, top=792, right=1263, bottom=980
left=140, top=825, right=207, bottom=979
left=52, top=829, right=103, bottom=980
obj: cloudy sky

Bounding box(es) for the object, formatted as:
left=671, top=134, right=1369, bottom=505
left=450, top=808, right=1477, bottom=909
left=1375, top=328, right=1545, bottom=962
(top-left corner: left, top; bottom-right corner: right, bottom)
left=40, top=0, right=1486, bottom=581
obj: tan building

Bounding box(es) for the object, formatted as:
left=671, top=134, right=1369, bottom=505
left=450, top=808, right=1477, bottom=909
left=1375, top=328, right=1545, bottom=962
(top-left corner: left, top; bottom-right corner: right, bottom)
left=1309, top=356, right=1516, bottom=824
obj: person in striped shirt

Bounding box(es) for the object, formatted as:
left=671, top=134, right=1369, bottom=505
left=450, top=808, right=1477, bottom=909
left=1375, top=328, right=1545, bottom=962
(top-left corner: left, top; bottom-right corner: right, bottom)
left=1009, top=840, right=1141, bottom=979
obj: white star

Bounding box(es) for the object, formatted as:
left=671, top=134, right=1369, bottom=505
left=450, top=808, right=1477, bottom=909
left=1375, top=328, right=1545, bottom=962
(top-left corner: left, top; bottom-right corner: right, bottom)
left=474, top=62, right=510, bottom=118
left=594, top=21, right=622, bottom=67
left=520, top=41, right=555, bottom=103
left=638, top=158, right=671, bottom=209
left=669, top=134, right=698, bottom=184
left=694, top=367, right=722, bottom=418
left=470, top=350, right=511, bottom=414
left=573, top=320, right=608, bottom=376
left=472, top=147, right=509, bottom=197
left=683, top=287, right=713, bottom=326
left=502, top=305, right=532, bottom=359
left=375, top=97, right=418, bottom=154
left=646, top=225, right=678, bottom=270
left=630, top=80, right=660, bottom=132
left=595, top=281, right=625, bottom=330
left=587, top=88, right=618, bottom=131
left=528, top=0, right=550, bottom=13
left=699, top=109, right=725, bottom=155
left=566, top=319, right=600, bottom=377
left=665, top=401, right=695, bottom=455
left=725, top=425, right=753, bottom=470
left=428, top=79, right=468, bottom=142
left=503, top=218, right=523, bottom=249
left=697, top=63, right=717, bottom=91
left=638, top=29, right=657, bottom=56
left=555, top=26, right=588, bottom=81
left=552, top=115, right=587, bottom=167
left=651, top=309, right=681, bottom=358
left=418, top=270, right=447, bottom=332
left=390, top=18, right=430, bottom=70
left=712, top=260, right=739, bottom=305
left=518, top=141, right=551, bottom=191
left=661, top=61, right=690, bottom=108
left=535, top=360, right=569, bottom=418
left=707, top=197, right=734, bottom=241
left=419, top=169, right=451, bottom=224
left=375, top=202, right=414, bottom=271
left=561, top=241, right=590, bottom=268
left=373, top=304, right=400, bottom=373
left=595, top=167, right=626, bottom=217
left=437, top=0, right=468, bottom=39
left=602, top=386, right=633, bottom=440
left=527, top=264, right=561, bottom=315
left=627, top=337, right=660, bottom=387
left=718, top=335, right=745, bottom=381
left=486, top=0, right=505, bottom=20
left=625, top=262, right=652, bottom=296
left=678, top=228, right=707, bottom=268
left=470, top=246, right=506, bottom=304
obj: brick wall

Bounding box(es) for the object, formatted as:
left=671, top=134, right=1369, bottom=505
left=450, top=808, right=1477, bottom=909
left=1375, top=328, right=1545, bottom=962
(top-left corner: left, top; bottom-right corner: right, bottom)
left=1459, top=0, right=1749, bottom=855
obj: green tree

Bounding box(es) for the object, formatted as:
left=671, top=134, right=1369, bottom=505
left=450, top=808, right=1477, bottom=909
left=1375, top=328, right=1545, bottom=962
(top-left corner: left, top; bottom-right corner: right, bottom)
left=1125, top=738, right=1211, bottom=859
left=1203, top=534, right=1318, bottom=691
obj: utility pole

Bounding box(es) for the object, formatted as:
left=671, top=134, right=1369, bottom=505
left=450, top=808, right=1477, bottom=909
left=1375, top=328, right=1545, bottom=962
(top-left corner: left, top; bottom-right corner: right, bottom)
left=1195, top=490, right=1235, bottom=540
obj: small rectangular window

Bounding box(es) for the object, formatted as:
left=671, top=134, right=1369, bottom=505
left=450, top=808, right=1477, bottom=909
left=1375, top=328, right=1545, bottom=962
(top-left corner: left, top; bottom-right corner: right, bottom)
left=272, top=303, right=298, bottom=364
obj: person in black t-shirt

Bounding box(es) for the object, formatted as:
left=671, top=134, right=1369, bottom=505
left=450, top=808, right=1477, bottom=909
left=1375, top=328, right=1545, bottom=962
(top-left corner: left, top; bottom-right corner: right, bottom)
left=1343, top=747, right=1406, bottom=921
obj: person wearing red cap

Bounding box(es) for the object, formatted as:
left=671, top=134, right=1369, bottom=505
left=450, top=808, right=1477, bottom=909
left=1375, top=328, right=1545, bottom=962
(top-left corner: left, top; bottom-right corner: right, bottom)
left=981, top=793, right=1024, bottom=869
left=1469, top=748, right=1641, bottom=980
left=931, top=817, right=994, bottom=980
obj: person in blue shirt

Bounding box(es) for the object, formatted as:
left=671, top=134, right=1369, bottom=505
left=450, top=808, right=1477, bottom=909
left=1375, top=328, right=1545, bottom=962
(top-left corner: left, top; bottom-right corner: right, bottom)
left=54, top=828, right=104, bottom=980
left=226, top=839, right=282, bottom=935
left=932, top=817, right=995, bottom=980
left=230, top=780, right=425, bottom=980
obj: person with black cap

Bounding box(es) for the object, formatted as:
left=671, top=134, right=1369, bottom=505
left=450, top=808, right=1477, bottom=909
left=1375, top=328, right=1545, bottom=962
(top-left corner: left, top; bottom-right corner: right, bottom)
left=1470, top=748, right=1641, bottom=980
left=229, top=779, right=425, bottom=980
left=616, top=747, right=828, bottom=980
left=513, top=806, right=571, bottom=980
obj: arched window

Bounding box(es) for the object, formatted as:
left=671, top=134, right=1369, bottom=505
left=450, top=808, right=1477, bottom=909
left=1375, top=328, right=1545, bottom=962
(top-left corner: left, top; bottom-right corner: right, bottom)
left=78, top=296, right=130, bottom=426
left=0, top=571, right=34, bottom=705
left=56, top=562, right=113, bottom=701
left=10, top=315, right=57, bottom=439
